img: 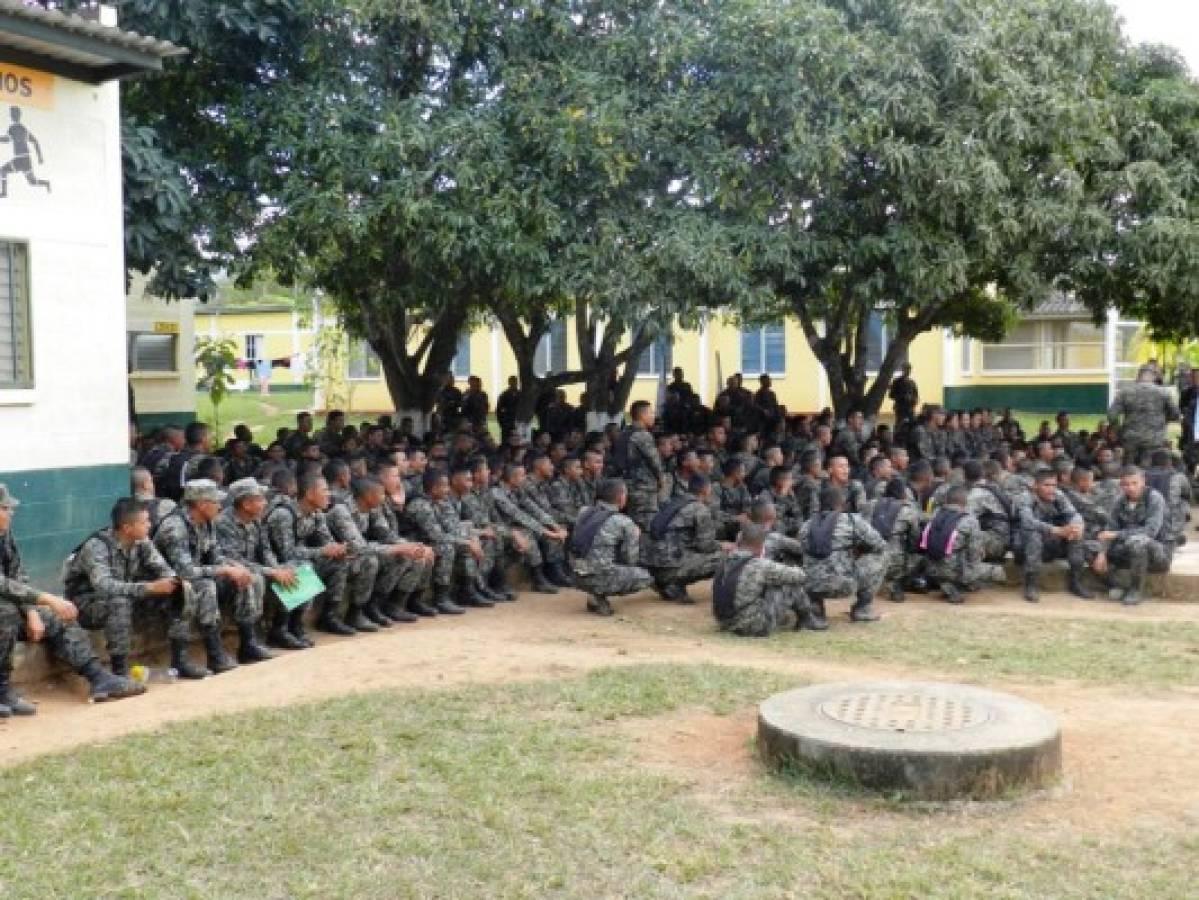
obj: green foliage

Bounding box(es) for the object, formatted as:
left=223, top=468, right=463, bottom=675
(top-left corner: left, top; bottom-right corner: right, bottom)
left=194, top=336, right=239, bottom=436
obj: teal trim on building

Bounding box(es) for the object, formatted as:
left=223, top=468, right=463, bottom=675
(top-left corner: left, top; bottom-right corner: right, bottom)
left=1, top=463, right=128, bottom=587
left=137, top=410, right=196, bottom=430
left=944, top=384, right=1109, bottom=414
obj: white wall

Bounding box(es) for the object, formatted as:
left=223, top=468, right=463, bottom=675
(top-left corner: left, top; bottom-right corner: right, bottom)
left=0, top=71, right=128, bottom=473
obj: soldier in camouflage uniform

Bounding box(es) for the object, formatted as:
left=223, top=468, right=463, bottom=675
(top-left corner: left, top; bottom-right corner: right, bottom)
left=213, top=478, right=289, bottom=662
left=798, top=485, right=888, bottom=626
left=1062, top=465, right=1111, bottom=569
left=965, top=459, right=1021, bottom=563
left=153, top=480, right=252, bottom=677
left=641, top=476, right=728, bottom=603
left=1107, top=365, right=1180, bottom=465
left=458, top=456, right=523, bottom=602
left=1018, top=469, right=1089, bottom=602
left=347, top=475, right=437, bottom=622
left=1094, top=467, right=1173, bottom=605
left=265, top=470, right=352, bottom=643
left=825, top=454, right=868, bottom=514
left=1144, top=450, right=1191, bottom=546
left=406, top=469, right=490, bottom=612
left=864, top=477, right=926, bottom=604
left=921, top=484, right=1006, bottom=604
left=321, top=460, right=384, bottom=630
left=569, top=479, right=653, bottom=616
left=375, top=460, right=443, bottom=616
left=521, top=453, right=573, bottom=585
left=1, top=488, right=144, bottom=710
left=792, top=449, right=825, bottom=519
left=66, top=497, right=179, bottom=677
left=617, top=400, right=666, bottom=529
left=910, top=407, right=948, bottom=462
left=491, top=463, right=566, bottom=593
left=712, top=458, right=752, bottom=540
left=757, top=466, right=804, bottom=537
left=548, top=455, right=590, bottom=528
left=448, top=464, right=510, bottom=604
left=713, top=523, right=811, bottom=637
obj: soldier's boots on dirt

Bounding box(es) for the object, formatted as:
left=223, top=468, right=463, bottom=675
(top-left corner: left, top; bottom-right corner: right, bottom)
left=943, top=583, right=965, bottom=605
left=289, top=606, right=315, bottom=647
left=433, top=586, right=466, bottom=616
left=269, top=613, right=307, bottom=650
left=381, top=593, right=420, bottom=623
left=806, top=595, right=830, bottom=630
left=849, top=589, right=880, bottom=623
left=0, top=671, right=36, bottom=716
left=346, top=607, right=379, bottom=633
left=237, top=622, right=277, bottom=664
left=1068, top=568, right=1094, bottom=600
left=170, top=638, right=212, bottom=680
left=83, top=659, right=146, bottom=702
left=459, top=584, right=495, bottom=609
left=488, top=567, right=517, bottom=602
left=203, top=626, right=239, bottom=674
left=109, top=653, right=130, bottom=678
left=586, top=595, right=614, bottom=617
left=531, top=565, right=559, bottom=594
left=546, top=561, right=573, bottom=588
left=361, top=600, right=393, bottom=628
left=888, top=584, right=905, bottom=603
left=316, top=597, right=357, bottom=636
left=1022, top=572, right=1041, bottom=604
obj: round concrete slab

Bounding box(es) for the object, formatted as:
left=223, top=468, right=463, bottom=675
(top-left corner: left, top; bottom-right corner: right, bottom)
left=759, top=681, right=1061, bottom=800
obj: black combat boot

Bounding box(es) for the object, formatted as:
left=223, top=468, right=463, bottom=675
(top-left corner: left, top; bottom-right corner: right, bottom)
left=807, top=595, right=829, bottom=630
left=237, top=622, right=277, bottom=664
left=475, top=577, right=505, bottom=603
left=316, top=600, right=357, bottom=636
left=586, top=595, right=614, bottom=616
left=796, top=599, right=828, bottom=632
left=0, top=670, right=36, bottom=715
left=82, top=659, right=145, bottom=702
left=1123, top=565, right=1148, bottom=606
left=905, top=576, right=930, bottom=594
left=850, top=589, right=880, bottom=622
left=1022, top=571, right=1041, bottom=604
left=943, top=583, right=965, bottom=605
left=346, top=606, right=380, bottom=632
left=382, top=594, right=419, bottom=623
left=202, top=626, right=239, bottom=674
left=488, top=565, right=517, bottom=601
left=109, top=653, right=130, bottom=678
left=434, top=586, right=466, bottom=615
left=408, top=592, right=439, bottom=617
left=888, top=583, right=905, bottom=603
left=459, top=584, right=495, bottom=608
left=170, top=638, right=211, bottom=680
left=269, top=614, right=305, bottom=649
left=288, top=606, right=315, bottom=647
left=531, top=565, right=559, bottom=594
left=1067, top=567, right=1094, bottom=600
left=547, top=561, right=574, bottom=588
left=362, top=600, right=393, bottom=628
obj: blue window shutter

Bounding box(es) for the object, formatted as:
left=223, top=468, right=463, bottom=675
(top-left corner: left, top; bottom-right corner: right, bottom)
left=741, top=328, right=761, bottom=374
left=764, top=324, right=785, bottom=374
left=550, top=319, right=568, bottom=374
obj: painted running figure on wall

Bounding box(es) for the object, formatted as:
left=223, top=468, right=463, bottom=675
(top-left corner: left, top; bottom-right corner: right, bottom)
left=0, top=106, right=50, bottom=198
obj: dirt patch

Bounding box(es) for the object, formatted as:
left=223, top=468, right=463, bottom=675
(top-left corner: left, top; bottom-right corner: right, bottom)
left=2, top=585, right=1199, bottom=837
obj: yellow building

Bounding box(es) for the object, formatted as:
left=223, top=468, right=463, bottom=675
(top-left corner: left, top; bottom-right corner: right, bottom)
left=194, top=302, right=317, bottom=391
left=127, top=279, right=196, bottom=429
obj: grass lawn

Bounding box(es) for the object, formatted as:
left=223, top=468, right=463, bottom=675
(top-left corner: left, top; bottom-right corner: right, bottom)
left=195, top=389, right=316, bottom=445
left=0, top=664, right=1192, bottom=899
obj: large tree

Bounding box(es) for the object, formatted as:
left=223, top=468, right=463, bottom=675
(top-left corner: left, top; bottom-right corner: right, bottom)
left=696, top=0, right=1133, bottom=418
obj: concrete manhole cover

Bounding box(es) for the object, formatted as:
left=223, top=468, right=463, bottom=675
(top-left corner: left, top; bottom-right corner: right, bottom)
left=818, top=691, right=991, bottom=733
left=760, top=681, right=1061, bottom=800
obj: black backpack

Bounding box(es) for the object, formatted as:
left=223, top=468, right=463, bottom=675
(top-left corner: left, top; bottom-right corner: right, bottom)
left=649, top=496, right=692, bottom=541
left=805, top=512, right=842, bottom=560
left=610, top=428, right=633, bottom=476
left=712, top=554, right=755, bottom=622
left=922, top=509, right=965, bottom=562
left=570, top=507, right=617, bottom=558
left=870, top=499, right=904, bottom=542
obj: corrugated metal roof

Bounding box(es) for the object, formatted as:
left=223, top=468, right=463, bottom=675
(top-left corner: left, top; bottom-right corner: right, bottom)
left=0, top=2, right=185, bottom=83
left=1026, top=295, right=1090, bottom=319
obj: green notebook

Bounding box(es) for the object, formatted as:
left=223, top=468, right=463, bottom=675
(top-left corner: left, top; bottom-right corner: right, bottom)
left=273, top=563, right=326, bottom=610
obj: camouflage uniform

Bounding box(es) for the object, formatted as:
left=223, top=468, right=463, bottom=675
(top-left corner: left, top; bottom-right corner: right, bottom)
left=213, top=507, right=279, bottom=624
left=323, top=490, right=381, bottom=612
left=911, top=423, right=947, bottom=461
left=490, top=482, right=550, bottom=567
left=359, top=501, right=433, bottom=601
left=967, top=482, right=1018, bottom=562
left=1144, top=466, right=1191, bottom=546
left=1108, top=381, right=1180, bottom=465
left=864, top=498, right=925, bottom=588
left=641, top=498, right=722, bottom=592
left=793, top=472, right=824, bottom=520
left=1019, top=490, right=1086, bottom=576
left=1105, top=490, right=1173, bottom=581
left=405, top=494, right=479, bottom=589
left=548, top=476, right=589, bottom=528
left=152, top=510, right=227, bottom=639
left=570, top=503, right=653, bottom=599
left=758, top=487, right=803, bottom=537
left=461, top=486, right=536, bottom=576
left=712, top=549, right=808, bottom=637
left=1063, top=485, right=1111, bottom=562
left=623, top=425, right=665, bottom=529
left=519, top=476, right=568, bottom=566
left=922, top=511, right=1005, bottom=591
left=1, top=531, right=97, bottom=675
left=798, top=512, right=888, bottom=601
left=711, top=480, right=751, bottom=539
left=264, top=495, right=349, bottom=611
left=66, top=529, right=176, bottom=657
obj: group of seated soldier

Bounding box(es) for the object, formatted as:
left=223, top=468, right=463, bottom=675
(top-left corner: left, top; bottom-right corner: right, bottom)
left=0, top=377, right=1189, bottom=720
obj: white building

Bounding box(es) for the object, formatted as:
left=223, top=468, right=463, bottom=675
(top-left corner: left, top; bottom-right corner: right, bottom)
left=0, top=2, right=182, bottom=581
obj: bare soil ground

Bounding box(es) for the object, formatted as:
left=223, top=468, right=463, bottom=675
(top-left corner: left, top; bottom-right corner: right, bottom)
left=4, top=584, right=1198, bottom=837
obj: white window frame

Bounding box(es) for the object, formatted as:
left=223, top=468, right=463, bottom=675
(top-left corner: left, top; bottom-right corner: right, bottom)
left=960, top=337, right=973, bottom=376
left=245, top=333, right=264, bottom=365
left=740, top=324, right=786, bottom=378
left=451, top=331, right=471, bottom=380
left=980, top=320, right=1106, bottom=376
left=128, top=331, right=179, bottom=375
left=636, top=334, right=672, bottom=379
left=863, top=311, right=892, bottom=376
left=347, top=338, right=382, bottom=381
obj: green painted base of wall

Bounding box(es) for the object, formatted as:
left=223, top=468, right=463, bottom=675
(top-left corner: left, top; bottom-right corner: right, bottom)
left=1, top=463, right=128, bottom=588
left=136, top=410, right=196, bottom=430
left=944, top=384, right=1110, bottom=414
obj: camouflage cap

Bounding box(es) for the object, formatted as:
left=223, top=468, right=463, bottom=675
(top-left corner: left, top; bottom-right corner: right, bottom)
left=227, top=478, right=265, bottom=504
left=182, top=479, right=226, bottom=505
left=0, top=483, right=19, bottom=509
